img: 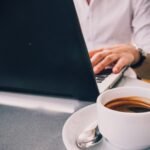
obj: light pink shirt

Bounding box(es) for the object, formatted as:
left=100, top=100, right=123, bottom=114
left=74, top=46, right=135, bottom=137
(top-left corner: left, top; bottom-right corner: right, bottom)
left=73, top=0, right=150, bottom=53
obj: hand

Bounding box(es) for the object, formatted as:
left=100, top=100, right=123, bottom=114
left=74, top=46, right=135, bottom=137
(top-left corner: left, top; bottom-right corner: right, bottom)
left=89, top=44, right=140, bottom=74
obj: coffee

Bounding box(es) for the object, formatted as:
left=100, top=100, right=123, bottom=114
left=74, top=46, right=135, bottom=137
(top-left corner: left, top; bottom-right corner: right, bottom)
left=105, top=96, right=150, bottom=113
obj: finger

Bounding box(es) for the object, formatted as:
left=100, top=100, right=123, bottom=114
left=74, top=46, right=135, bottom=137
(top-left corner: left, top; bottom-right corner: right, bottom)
left=113, top=58, right=129, bottom=73
left=91, top=51, right=109, bottom=67
left=93, top=54, right=118, bottom=74
left=89, top=50, right=99, bottom=58
left=88, top=49, right=103, bottom=58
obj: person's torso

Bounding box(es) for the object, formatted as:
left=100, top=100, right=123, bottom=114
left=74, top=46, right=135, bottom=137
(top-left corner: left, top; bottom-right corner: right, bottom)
left=74, top=0, right=133, bottom=50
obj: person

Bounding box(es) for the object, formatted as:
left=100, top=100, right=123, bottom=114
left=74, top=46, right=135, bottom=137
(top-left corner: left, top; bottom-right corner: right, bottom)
left=73, top=0, right=150, bottom=74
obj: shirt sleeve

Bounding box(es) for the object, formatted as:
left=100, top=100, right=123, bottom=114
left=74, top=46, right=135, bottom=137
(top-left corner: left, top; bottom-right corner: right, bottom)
left=132, top=0, right=150, bottom=53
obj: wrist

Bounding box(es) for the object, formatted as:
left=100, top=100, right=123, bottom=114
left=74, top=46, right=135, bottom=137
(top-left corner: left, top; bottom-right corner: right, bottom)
left=131, top=48, right=147, bottom=68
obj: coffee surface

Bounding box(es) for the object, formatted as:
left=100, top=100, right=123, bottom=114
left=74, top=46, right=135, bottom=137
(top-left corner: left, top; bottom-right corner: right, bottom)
left=105, top=96, right=150, bottom=113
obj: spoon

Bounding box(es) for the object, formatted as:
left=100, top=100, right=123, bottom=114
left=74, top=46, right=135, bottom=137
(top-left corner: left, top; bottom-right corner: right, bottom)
left=76, top=122, right=102, bottom=149
left=76, top=124, right=150, bottom=150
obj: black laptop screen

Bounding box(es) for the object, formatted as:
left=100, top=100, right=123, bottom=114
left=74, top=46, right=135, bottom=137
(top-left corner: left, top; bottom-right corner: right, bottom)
left=0, top=0, right=99, bottom=101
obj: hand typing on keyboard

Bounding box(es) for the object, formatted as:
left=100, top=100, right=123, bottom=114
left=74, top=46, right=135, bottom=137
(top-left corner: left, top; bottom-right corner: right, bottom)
left=89, top=44, right=140, bottom=74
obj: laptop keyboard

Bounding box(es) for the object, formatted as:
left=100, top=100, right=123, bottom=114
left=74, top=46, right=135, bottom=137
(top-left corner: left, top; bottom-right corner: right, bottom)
left=95, top=68, right=112, bottom=83
left=95, top=67, right=128, bottom=93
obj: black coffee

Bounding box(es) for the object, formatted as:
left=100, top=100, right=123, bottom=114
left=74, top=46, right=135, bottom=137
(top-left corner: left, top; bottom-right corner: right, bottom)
left=105, top=96, right=150, bottom=113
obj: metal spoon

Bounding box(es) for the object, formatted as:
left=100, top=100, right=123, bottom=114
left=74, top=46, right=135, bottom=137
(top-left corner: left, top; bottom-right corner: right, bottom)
left=76, top=123, right=102, bottom=149
left=76, top=125, right=150, bottom=150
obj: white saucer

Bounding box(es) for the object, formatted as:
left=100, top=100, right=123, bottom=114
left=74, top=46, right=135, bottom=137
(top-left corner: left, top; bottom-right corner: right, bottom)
left=62, top=104, right=119, bottom=150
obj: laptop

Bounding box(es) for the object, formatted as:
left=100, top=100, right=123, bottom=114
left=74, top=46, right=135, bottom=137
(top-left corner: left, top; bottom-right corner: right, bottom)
left=0, top=0, right=125, bottom=101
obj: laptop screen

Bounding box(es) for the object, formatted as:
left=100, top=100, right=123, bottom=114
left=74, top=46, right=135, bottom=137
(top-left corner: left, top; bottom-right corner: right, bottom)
left=0, top=0, right=99, bottom=101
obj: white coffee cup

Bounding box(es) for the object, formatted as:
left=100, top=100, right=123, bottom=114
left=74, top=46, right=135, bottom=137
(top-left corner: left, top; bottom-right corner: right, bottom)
left=97, top=87, right=150, bottom=150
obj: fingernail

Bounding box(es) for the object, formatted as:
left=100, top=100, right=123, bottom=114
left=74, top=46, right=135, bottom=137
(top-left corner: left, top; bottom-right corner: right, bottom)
left=94, top=68, right=98, bottom=74
left=113, top=68, right=119, bottom=73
